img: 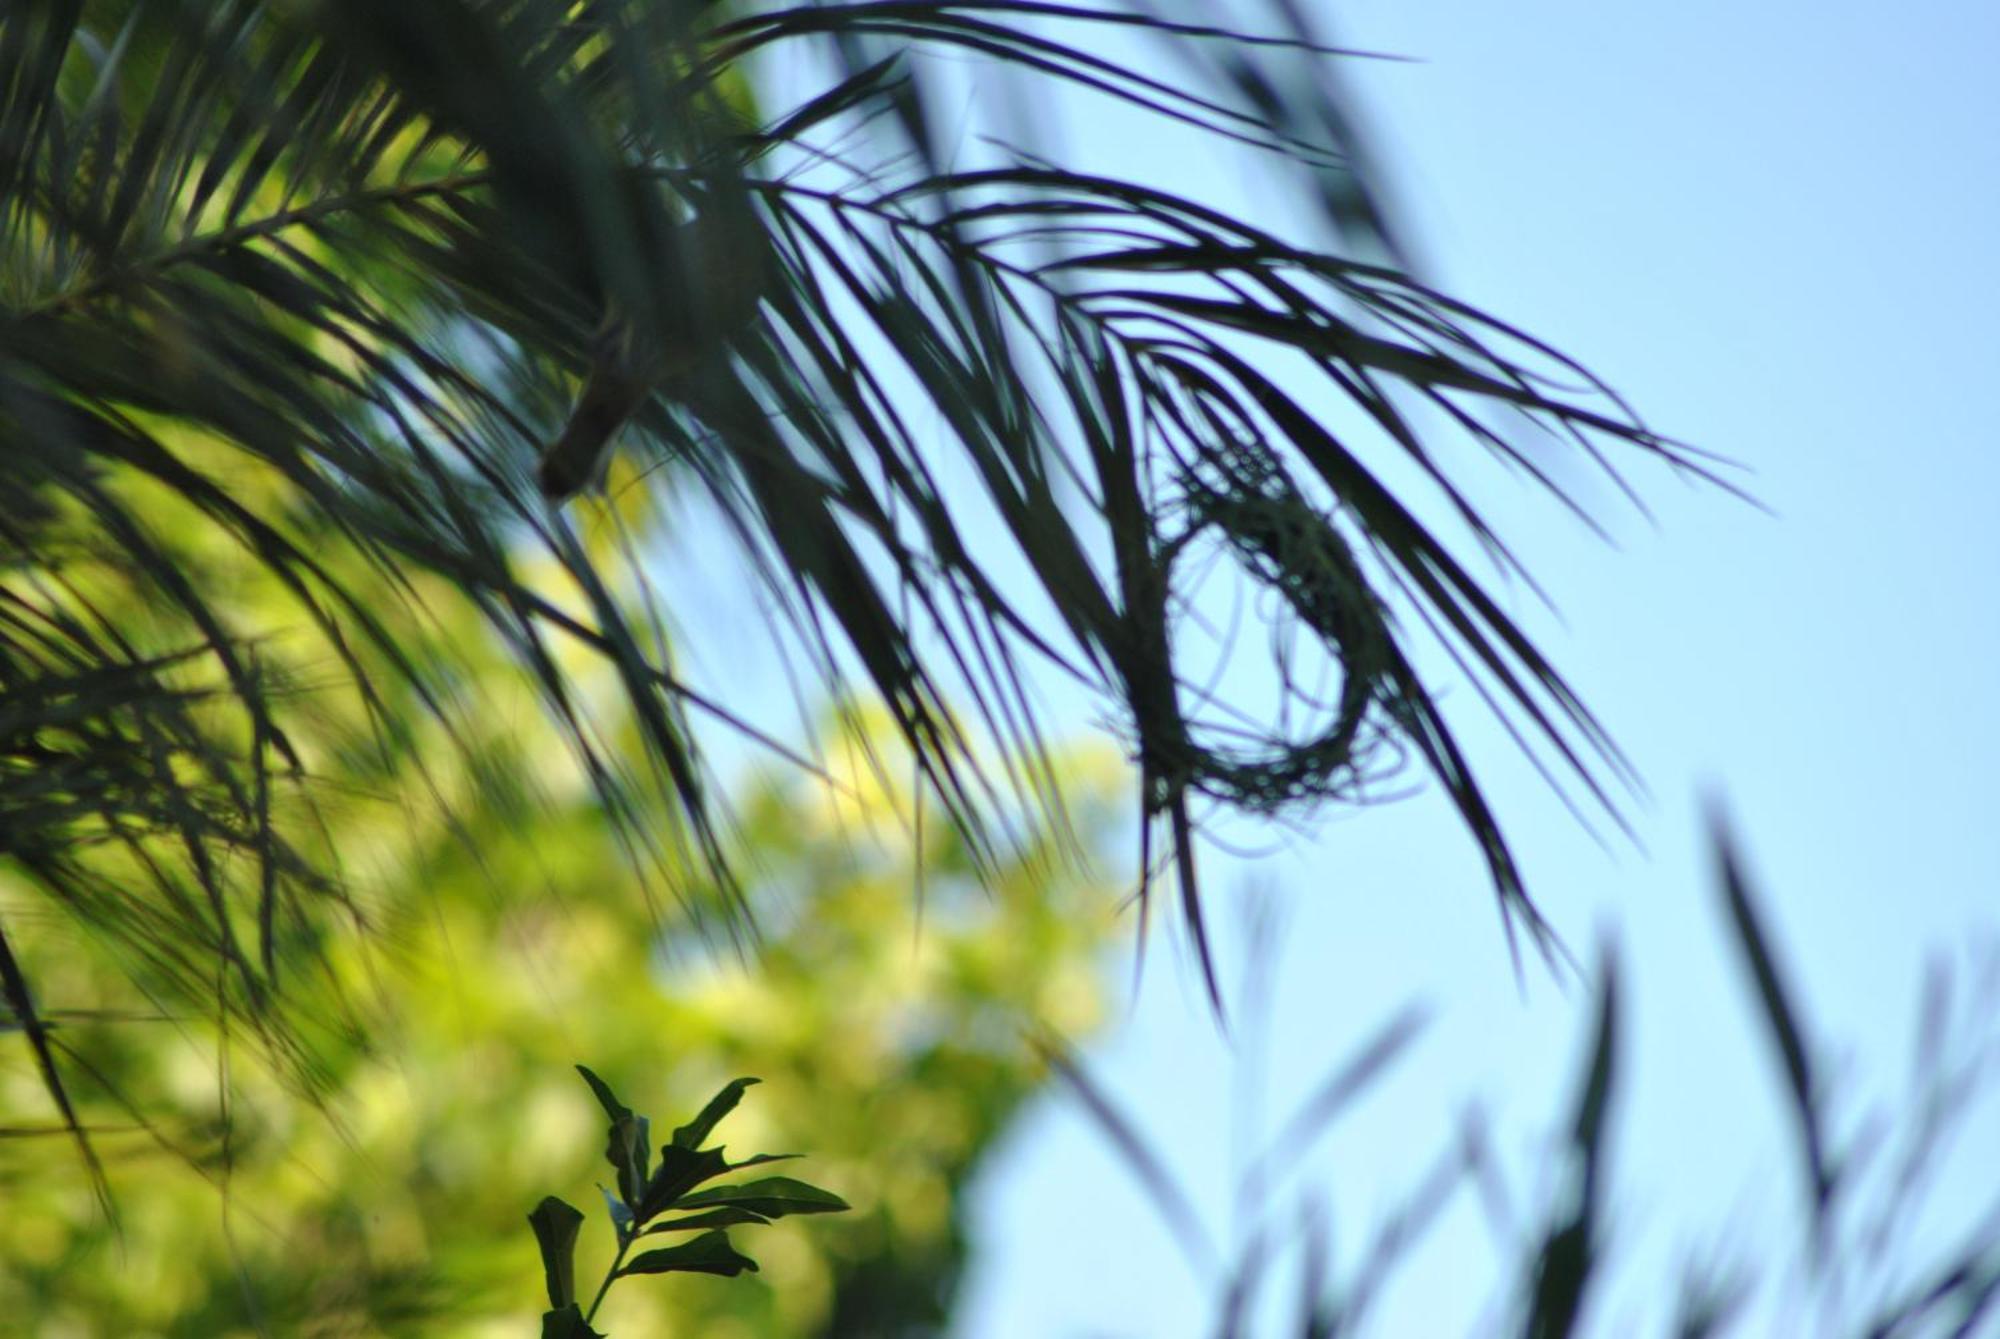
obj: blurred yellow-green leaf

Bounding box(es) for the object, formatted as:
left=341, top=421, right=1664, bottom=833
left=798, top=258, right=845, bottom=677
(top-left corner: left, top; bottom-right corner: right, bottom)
left=0, top=699, right=1123, bottom=1336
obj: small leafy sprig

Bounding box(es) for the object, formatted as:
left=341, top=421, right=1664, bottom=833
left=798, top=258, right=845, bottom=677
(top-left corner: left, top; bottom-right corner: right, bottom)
left=528, top=1067, right=850, bottom=1337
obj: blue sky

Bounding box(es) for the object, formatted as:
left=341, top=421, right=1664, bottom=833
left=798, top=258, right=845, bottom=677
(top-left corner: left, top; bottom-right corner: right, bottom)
left=942, top=4, right=2000, bottom=1334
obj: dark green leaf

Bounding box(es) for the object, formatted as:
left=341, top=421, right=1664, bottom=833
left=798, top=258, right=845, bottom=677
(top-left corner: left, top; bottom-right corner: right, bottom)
left=619, top=1230, right=759, bottom=1279
left=670, top=1077, right=759, bottom=1150
left=575, top=1065, right=634, bottom=1126
left=576, top=1066, right=649, bottom=1205
left=640, top=1206, right=773, bottom=1235
left=539, top=1304, right=604, bottom=1339
left=635, top=1143, right=731, bottom=1222
left=526, top=1196, right=585, bottom=1310
left=672, top=1175, right=851, bottom=1219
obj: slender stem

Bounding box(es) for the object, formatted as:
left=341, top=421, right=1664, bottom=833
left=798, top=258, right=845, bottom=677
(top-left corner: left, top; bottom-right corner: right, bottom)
left=583, top=1229, right=633, bottom=1326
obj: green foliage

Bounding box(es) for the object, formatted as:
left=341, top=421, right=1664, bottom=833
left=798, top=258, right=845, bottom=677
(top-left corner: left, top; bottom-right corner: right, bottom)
left=531, top=1069, right=849, bottom=1335
left=0, top=675, right=1121, bottom=1333
left=2, top=5, right=1818, bottom=1335
left=0, top=1, right=1717, bottom=1128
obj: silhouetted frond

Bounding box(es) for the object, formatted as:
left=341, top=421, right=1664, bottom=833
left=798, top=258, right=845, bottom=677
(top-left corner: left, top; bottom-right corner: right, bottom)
left=1, top=0, right=1704, bottom=1147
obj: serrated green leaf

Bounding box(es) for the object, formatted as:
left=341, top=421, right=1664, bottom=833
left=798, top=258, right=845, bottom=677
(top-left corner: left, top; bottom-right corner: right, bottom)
left=673, top=1176, right=850, bottom=1219
left=526, top=1196, right=585, bottom=1310
left=619, top=1229, right=760, bottom=1278
left=671, top=1076, right=759, bottom=1150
